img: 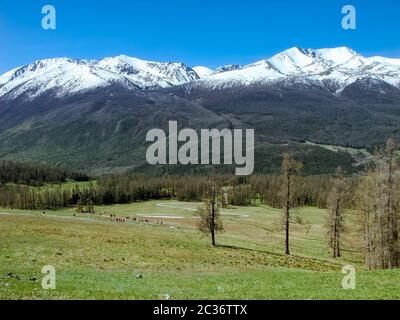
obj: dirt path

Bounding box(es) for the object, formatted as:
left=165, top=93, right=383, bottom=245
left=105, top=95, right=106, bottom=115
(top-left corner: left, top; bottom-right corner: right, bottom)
left=0, top=211, right=101, bottom=223
left=155, top=203, right=249, bottom=218
left=135, top=214, right=197, bottom=219
left=156, top=203, right=199, bottom=212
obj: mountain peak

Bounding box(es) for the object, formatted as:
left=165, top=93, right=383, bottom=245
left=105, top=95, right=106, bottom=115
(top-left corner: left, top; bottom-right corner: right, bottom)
left=195, top=46, right=400, bottom=92
left=269, top=46, right=359, bottom=68
left=267, top=47, right=316, bottom=74
left=1, top=47, right=400, bottom=100
left=0, top=54, right=199, bottom=99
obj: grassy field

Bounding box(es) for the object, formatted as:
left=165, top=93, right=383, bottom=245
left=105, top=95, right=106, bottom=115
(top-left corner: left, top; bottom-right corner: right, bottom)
left=0, top=200, right=399, bottom=299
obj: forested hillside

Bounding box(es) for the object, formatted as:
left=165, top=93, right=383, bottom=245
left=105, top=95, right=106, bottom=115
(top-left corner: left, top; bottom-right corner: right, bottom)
left=0, top=160, right=90, bottom=186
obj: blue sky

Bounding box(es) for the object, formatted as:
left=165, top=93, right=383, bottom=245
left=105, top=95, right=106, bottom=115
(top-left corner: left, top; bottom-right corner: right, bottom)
left=0, top=0, right=399, bottom=73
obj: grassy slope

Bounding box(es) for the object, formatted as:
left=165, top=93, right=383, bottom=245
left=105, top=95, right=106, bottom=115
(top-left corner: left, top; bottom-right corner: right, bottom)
left=0, top=200, right=399, bottom=299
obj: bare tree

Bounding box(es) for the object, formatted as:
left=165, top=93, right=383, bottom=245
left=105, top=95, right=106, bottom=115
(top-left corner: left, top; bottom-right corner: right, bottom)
left=379, top=138, right=399, bottom=268
left=281, top=153, right=303, bottom=255
left=198, top=178, right=224, bottom=246
left=355, top=170, right=377, bottom=269
left=356, top=138, right=400, bottom=269
left=326, top=167, right=347, bottom=258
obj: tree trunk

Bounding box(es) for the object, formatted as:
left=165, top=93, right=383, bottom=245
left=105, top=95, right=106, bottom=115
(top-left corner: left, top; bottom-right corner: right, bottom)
left=379, top=213, right=386, bottom=269
left=285, top=206, right=289, bottom=255
left=285, top=176, right=290, bottom=255
left=335, top=204, right=341, bottom=258
left=211, top=197, right=216, bottom=246
left=335, top=222, right=341, bottom=257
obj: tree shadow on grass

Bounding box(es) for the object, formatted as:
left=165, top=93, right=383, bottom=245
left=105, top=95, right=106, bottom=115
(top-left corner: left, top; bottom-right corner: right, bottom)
left=215, top=243, right=343, bottom=269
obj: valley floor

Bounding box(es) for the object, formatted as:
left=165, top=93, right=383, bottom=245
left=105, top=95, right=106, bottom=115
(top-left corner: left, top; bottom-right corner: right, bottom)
left=0, top=200, right=399, bottom=299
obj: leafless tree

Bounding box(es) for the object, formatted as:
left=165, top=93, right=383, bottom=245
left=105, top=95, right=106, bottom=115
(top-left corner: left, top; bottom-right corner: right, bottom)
left=378, top=138, right=400, bottom=268
left=355, top=171, right=376, bottom=269
left=281, top=153, right=303, bottom=255
left=326, top=167, right=347, bottom=258
left=198, top=177, right=224, bottom=246
left=356, top=138, right=400, bottom=269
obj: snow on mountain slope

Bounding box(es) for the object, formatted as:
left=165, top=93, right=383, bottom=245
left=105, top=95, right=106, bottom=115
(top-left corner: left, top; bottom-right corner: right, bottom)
left=368, top=56, right=400, bottom=66
left=194, top=60, right=285, bottom=89
left=193, top=65, right=241, bottom=79
left=0, top=58, right=118, bottom=99
left=312, top=47, right=358, bottom=66
left=268, top=47, right=317, bottom=74
left=97, top=55, right=198, bottom=86
left=0, top=56, right=198, bottom=100
left=193, top=66, right=214, bottom=78
left=1, top=47, right=400, bottom=100
left=214, top=65, right=241, bottom=73
left=197, top=47, right=400, bottom=92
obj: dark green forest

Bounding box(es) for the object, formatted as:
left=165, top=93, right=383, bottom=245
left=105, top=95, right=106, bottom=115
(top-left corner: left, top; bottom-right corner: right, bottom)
left=0, top=160, right=90, bottom=186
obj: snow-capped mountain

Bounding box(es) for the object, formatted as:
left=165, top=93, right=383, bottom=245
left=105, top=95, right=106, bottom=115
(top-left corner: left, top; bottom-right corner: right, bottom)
left=195, top=47, right=400, bottom=93
left=2, top=47, right=400, bottom=174
left=97, top=55, right=199, bottom=87
left=1, top=47, right=400, bottom=100
left=0, top=56, right=199, bottom=100
left=214, top=64, right=241, bottom=74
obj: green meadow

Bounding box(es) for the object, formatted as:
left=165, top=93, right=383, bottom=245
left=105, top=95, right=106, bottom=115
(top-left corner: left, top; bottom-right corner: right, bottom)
left=1, top=200, right=399, bottom=299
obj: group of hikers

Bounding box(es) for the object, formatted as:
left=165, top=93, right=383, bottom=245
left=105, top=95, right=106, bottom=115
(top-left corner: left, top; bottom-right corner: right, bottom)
left=74, top=209, right=165, bottom=225
left=96, top=212, right=165, bottom=225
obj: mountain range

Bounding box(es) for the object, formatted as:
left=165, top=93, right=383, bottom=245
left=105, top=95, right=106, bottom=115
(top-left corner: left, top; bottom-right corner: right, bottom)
left=2, top=47, right=400, bottom=99
left=1, top=47, right=400, bottom=175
